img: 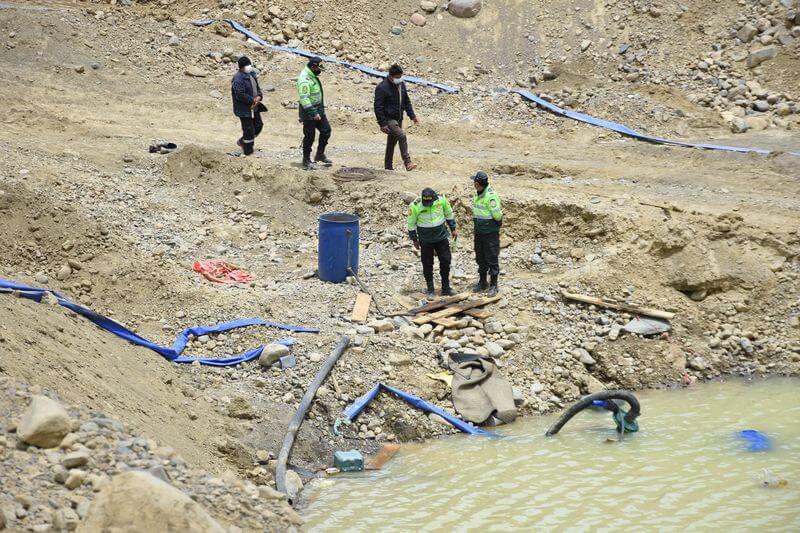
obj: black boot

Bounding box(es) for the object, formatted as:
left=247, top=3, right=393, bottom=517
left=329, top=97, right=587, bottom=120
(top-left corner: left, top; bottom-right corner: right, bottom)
left=425, top=279, right=435, bottom=300
left=440, top=284, right=454, bottom=297
left=315, top=153, right=333, bottom=166
left=302, top=157, right=316, bottom=170
left=487, top=275, right=499, bottom=297
left=473, top=273, right=488, bottom=293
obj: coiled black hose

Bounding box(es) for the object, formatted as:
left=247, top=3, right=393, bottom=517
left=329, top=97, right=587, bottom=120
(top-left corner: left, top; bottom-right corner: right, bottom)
left=545, top=390, right=640, bottom=436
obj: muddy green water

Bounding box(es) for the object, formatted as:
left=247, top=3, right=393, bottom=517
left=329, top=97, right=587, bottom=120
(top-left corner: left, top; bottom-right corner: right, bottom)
left=303, top=379, right=800, bottom=531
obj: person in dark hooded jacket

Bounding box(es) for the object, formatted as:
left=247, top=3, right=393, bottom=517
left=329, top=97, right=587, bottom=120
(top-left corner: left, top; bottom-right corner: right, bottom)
left=374, top=64, right=418, bottom=171
left=231, top=56, right=265, bottom=155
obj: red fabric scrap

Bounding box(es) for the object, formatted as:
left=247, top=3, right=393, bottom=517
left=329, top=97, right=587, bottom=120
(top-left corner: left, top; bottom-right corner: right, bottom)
left=193, top=259, right=255, bottom=284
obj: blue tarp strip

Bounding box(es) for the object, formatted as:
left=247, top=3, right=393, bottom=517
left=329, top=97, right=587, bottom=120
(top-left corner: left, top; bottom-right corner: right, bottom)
left=0, top=278, right=319, bottom=367
left=513, top=90, right=800, bottom=156
left=737, top=429, right=772, bottom=452
left=192, top=19, right=796, bottom=157
left=192, top=19, right=459, bottom=94
left=342, top=382, right=499, bottom=437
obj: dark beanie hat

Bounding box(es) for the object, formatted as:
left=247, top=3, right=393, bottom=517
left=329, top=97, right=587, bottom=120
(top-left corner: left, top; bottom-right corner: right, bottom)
left=238, top=56, right=252, bottom=69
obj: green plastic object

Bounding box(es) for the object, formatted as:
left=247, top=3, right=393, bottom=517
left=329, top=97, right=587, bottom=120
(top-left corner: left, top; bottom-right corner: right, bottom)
left=334, top=450, right=364, bottom=472
left=613, top=409, right=639, bottom=433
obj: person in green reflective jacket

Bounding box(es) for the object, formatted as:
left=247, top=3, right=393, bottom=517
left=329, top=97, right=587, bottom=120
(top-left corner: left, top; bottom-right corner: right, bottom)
left=297, top=56, right=331, bottom=170
left=407, top=187, right=457, bottom=298
left=471, top=171, right=503, bottom=296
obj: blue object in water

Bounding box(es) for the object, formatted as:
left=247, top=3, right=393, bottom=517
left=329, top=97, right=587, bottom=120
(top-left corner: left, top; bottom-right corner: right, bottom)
left=318, top=213, right=359, bottom=283
left=737, top=430, right=772, bottom=452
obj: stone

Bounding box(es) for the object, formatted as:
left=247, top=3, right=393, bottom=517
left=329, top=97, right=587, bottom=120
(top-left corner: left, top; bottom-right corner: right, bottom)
left=485, top=341, right=505, bottom=357
left=62, top=451, right=90, bottom=469
left=184, top=66, right=208, bottom=77
left=608, top=324, right=622, bottom=341
left=730, top=117, right=749, bottom=134
left=420, top=1, right=437, bottom=13
left=400, top=325, right=423, bottom=338
left=580, top=39, right=592, bottom=52
left=484, top=321, right=503, bottom=334
left=531, top=382, right=545, bottom=394
left=57, top=264, right=72, bottom=280
left=168, top=35, right=180, bottom=46
left=368, top=319, right=395, bottom=332
left=258, top=343, right=290, bottom=367
left=573, top=348, right=596, bottom=365
left=410, top=13, right=427, bottom=26
left=79, top=472, right=225, bottom=532
left=737, top=23, right=758, bottom=43
left=447, top=0, right=482, bottom=18
left=65, top=470, right=86, bottom=490
left=688, top=356, right=707, bottom=371
left=52, top=507, right=80, bottom=531
left=391, top=26, right=403, bottom=35
left=745, top=116, right=769, bottom=131
left=258, top=485, right=286, bottom=500
left=18, top=396, right=72, bottom=448
left=389, top=353, right=412, bottom=366
left=283, top=470, right=303, bottom=500
left=753, top=100, right=770, bottom=112
left=747, top=46, right=778, bottom=68
left=226, top=396, right=255, bottom=419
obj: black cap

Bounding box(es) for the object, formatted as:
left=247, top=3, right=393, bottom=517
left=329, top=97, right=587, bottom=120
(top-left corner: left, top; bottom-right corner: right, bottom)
left=470, top=171, right=489, bottom=185
left=238, top=56, right=251, bottom=69
left=421, top=187, right=438, bottom=205
left=308, top=56, right=323, bottom=67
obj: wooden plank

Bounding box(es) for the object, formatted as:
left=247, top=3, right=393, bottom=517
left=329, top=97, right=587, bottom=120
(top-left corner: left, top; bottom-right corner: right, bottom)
left=433, top=317, right=461, bottom=328
left=409, top=293, right=468, bottom=315
left=463, top=309, right=493, bottom=319
left=365, top=443, right=400, bottom=470
left=413, top=295, right=501, bottom=325
left=351, top=292, right=372, bottom=322
left=560, top=290, right=675, bottom=320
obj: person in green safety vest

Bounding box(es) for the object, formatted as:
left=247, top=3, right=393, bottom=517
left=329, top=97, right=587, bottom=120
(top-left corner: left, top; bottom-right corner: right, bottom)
left=407, top=187, right=457, bottom=298
left=471, top=171, right=503, bottom=296
left=297, top=56, right=332, bottom=170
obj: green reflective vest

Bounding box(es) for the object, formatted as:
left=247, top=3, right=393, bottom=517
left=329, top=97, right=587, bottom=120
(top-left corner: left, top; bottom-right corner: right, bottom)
left=297, top=66, right=325, bottom=120
left=407, top=195, right=455, bottom=243
left=473, top=185, right=503, bottom=234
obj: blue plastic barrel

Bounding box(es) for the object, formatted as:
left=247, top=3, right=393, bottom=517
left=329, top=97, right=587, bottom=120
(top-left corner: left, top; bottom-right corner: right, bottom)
left=318, top=213, right=359, bottom=283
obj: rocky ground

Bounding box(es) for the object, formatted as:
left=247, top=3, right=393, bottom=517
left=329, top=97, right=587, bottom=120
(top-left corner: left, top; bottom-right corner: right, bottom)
left=0, top=0, right=799, bottom=531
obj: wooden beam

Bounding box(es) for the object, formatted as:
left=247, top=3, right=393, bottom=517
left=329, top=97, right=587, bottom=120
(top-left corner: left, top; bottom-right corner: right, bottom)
left=413, top=295, right=501, bottom=325
left=351, top=292, right=372, bottom=322
left=365, top=443, right=400, bottom=470
left=463, top=309, right=493, bottom=319
left=560, top=290, right=675, bottom=320
left=409, top=293, right=469, bottom=315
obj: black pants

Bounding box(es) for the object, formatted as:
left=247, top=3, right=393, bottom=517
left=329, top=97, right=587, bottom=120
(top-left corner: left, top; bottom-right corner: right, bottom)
left=302, top=115, right=332, bottom=159
left=238, top=112, right=263, bottom=155
left=474, top=232, right=500, bottom=277
left=420, top=239, right=451, bottom=287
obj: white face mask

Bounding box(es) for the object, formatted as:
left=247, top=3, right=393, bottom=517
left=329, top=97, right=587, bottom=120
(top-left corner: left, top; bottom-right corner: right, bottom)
left=243, top=65, right=254, bottom=73
left=391, top=76, right=403, bottom=85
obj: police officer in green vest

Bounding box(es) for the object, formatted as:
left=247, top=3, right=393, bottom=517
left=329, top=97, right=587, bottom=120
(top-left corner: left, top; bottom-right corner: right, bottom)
left=297, top=56, right=332, bottom=170
left=471, top=171, right=503, bottom=296
left=407, top=188, right=457, bottom=298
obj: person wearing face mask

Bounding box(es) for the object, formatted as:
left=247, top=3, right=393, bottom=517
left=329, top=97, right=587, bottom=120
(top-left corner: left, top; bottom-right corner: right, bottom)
left=297, top=56, right=332, bottom=170
left=407, top=187, right=456, bottom=298
left=231, top=56, right=265, bottom=156
left=374, top=64, right=418, bottom=171
left=470, top=171, right=503, bottom=297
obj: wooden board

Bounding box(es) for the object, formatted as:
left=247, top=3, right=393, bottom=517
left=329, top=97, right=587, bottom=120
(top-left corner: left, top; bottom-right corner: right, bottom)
left=413, top=295, right=501, bottom=325
left=365, top=443, right=400, bottom=470
left=560, top=290, right=675, bottom=320
left=351, top=292, right=372, bottom=322
left=433, top=317, right=462, bottom=328
left=409, top=293, right=468, bottom=315
left=463, top=309, right=493, bottom=319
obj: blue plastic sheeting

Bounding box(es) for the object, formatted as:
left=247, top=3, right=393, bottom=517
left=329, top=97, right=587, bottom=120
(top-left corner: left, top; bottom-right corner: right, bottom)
left=341, top=382, right=499, bottom=437
left=737, top=429, right=772, bottom=452
left=0, top=278, right=319, bottom=367
left=192, top=19, right=459, bottom=94
left=513, top=90, right=800, bottom=157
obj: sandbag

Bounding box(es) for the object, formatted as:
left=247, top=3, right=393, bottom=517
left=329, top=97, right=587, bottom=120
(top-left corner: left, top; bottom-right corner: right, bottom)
left=450, top=354, right=516, bottom=425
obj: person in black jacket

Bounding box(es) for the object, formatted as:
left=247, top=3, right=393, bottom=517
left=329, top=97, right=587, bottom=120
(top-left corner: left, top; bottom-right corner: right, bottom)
left=374, top=64, right=418, bottom=171
left=231, top=56, right=265, bottom=156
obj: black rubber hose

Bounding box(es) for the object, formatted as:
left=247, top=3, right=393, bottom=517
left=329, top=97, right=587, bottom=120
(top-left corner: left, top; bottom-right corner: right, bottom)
left=275, top=335, right=350, bottom=502
left=545, top=390, right=640, bottom=436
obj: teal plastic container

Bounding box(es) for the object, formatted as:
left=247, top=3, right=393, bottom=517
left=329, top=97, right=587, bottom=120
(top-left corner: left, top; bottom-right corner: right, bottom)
left=334, top=450, right=364, bottom=472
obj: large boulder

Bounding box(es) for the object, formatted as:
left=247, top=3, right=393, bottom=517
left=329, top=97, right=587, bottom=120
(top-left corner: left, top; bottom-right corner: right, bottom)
left=18, top=395, right=72, bottom=448
left=447, top=0, right=481, bottom=18
left=78, top=471, right=225, bottom=533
